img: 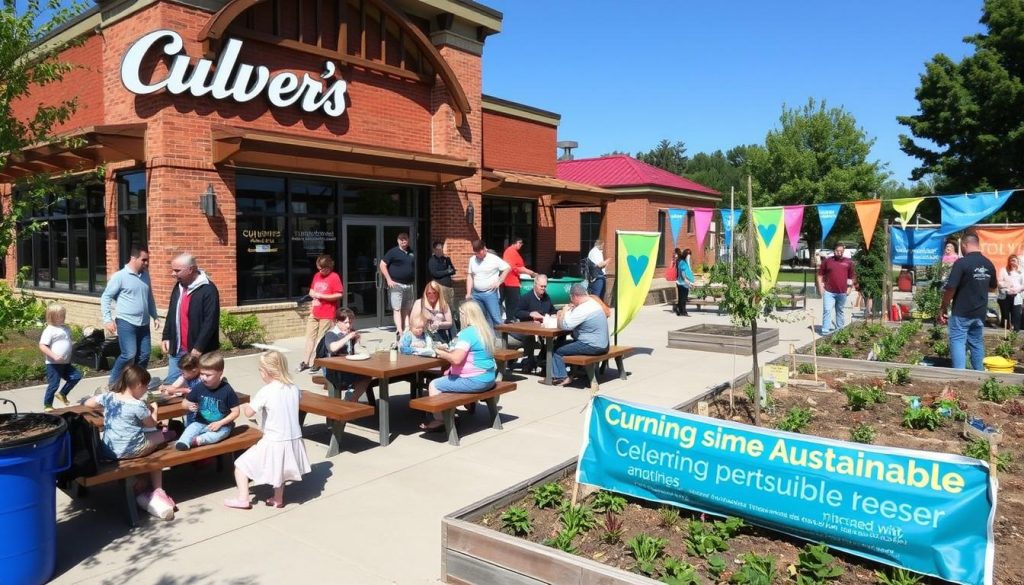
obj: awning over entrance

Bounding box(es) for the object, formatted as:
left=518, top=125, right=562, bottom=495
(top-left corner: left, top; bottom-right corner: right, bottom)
left=481, top=169, right=615, bottom=206
left=212, top=126, right=477, bottom=185
left=0, top=124, right=146, bottom=182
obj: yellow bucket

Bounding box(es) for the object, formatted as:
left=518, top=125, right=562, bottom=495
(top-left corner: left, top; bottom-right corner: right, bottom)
left=983, top=356, right=1017, bottom=373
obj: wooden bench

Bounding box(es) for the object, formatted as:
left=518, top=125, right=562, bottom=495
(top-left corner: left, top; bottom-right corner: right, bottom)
left=492, top=347, right=523, bottom=380
left=73, top=425, right=262, bottom=526
left=562, top=345, right=634, bottom=392
left=780, top=293, right=807, bottom=310
left=298, top=390, right=374, bottom=456
left=407, top=381, right=517, bottom=446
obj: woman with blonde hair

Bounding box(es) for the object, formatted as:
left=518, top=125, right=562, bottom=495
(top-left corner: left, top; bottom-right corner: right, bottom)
left=419, top=300, right=496, bottom=432
left=411, top=280, right=453, bottom=343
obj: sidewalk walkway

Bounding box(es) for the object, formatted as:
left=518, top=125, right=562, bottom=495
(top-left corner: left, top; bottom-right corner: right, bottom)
left=13, top=299, right=845, bottom=584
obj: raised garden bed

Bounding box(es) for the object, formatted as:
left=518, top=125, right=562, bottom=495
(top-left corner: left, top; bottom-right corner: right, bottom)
left=668, top=324, right=778, bottom=355
left=446, top=368, right=1023, bottom=584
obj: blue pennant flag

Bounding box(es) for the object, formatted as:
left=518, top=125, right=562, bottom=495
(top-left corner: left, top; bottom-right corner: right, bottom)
left=817, top=203, right=842, bottom=244
left=890, top=227, right=945, bottom=266
left=720, top=209, right=742, bottom=249
left=937, top=190, right=1015, bottom=236
left=667, top=209, right=687, bottom=246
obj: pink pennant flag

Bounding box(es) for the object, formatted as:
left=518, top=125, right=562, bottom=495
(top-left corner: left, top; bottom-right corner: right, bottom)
left=693, top=208, right=714, bottom=252
left=783, top=205, right=805, bottom=253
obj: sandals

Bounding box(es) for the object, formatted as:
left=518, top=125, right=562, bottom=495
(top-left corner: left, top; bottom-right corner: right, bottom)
left=419, top=421, right=445, bottom=433
left=265, top=498, right=284, bottom=508
left=223, top=497, right=252, bottom=510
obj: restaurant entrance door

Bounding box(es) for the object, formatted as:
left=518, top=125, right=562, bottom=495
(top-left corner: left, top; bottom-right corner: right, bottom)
left=342, top=219, right=417, bottom=330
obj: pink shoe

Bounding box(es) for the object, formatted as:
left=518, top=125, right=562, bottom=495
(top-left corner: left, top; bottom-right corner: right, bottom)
left=223, top=497, right=252, bottom=510
left=152, top=488, right=176, bottom=509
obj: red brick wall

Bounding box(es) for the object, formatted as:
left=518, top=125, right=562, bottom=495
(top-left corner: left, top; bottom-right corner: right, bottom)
left=10, top=35, right=105, bottom=132
left=481, top=111, right=556, bottom=175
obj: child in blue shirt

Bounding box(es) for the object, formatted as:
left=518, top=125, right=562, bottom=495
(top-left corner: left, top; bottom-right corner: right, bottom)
left=175, top=352, right=240, bottom=450
left=399, top=314, right=436, bottom=357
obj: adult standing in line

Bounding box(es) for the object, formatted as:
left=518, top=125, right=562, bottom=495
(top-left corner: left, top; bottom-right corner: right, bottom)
left=297, top=254, right=343, bottom=374
left=673, top=248, right=696, bottom=317
left=513, top=274, right=557, bottom=373
left=379, top=232, right=416, bottom=337
left=100, top=245, right=161, bottom=386
left=996, top=254, right=1024, bottom=331
left=162, top=253, right=220, bottom=382
left=501, top=236, right=537, bottom=323
left=465, top=239, right=510, bottom=328
left=939, top=232, right=997, bottom=370
left=545, top=284, right=610, bottom=387
left=427, top=241, right=457, bottom=312
left=587, top=240, right=611, bottom=300
left=815, top=243, right=856, bottom=334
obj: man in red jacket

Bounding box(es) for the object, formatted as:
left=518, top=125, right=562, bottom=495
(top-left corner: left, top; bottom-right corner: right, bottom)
left=162, top=253, right=220, bottom=382
left=501, top=236, right=536, bottom=323
left=816, top=244, right=856, bottom=335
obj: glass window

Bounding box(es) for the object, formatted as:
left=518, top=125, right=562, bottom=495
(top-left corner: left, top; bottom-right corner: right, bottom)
left=291, top=216, right=337, bottom=298
left=482, top=197, right=536, bottom=267
left=341, top=183, right=415, bottom=216
left=657, top=210, right=667, bottom=268
left=237, top=175, right=286, bottom=214
left=117, top=171, right=147, bottom=267
left=290, top=179, right=335, bottom=215
left=580, top=211, right=601, bottom=257
left=237, top=215, right=288, bottom=303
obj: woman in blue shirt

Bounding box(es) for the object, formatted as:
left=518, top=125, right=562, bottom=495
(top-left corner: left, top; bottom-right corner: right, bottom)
left=674, top=248, right=697, bottom=316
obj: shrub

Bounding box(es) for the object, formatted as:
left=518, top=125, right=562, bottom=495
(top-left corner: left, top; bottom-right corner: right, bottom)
left=830, top=328, right=852, bottom=345
left=743, top=382, right=774, bottom=408
left=150, top=344, right=165, bottom=361
left=931, top=340, right=949, bottom=357
left=0, top=352, right=45, bottom=383
left=838, top=347, right=855, bottom=359
left=0, top=284, right=45, bottom=340
left=816, top=342, right=834, bottom=356
left=794, top=543, right=844, bottom=584
left=661, top=557, right=701, bottom=585
left=776, top=407, right=812, bottom=433
left=219, top=311, right=266, bottom=348
left=993, top=340, right=1014, bottom=360
left=962, top=439, right=1013, bottom=472
left=591, top=490, right=626, bottom=514
left=797, top=363, right=816, bottom=375
left=658, top=506, right=681, bottom=527
left=711, top=516, right=745, bottom=539
left=542, top=528, right=578, bottom=554
left=627, top=533, right=667, bottom=576
left=849, top=423, right=876, bottom=444
left=531, top=482, right=564, bottom=509
left=902, top=406, right=942, bottom=431
left=600, top=511, right=624, bottom=544
left=844, top=385, right=879, bottom=411
left=684, top=519, right=728, bottom=558
left=558, top=503, right=597, bottom=533
left=978, top=377, right=1020, bottom=404
left=730, top=552, right=776, bottom=584
left=884, top=367, right=911, bottom=386
left=499, top=506, right=532, bottom=536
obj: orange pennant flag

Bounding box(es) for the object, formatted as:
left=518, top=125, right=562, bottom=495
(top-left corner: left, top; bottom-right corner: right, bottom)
left=854, top=200, right=882, bottom=248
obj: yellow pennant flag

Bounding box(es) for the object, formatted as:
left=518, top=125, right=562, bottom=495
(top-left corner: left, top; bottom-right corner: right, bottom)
left=890, top=197, right=925, bottom=228
left=752, top=207, right=785, bottom=291
left=614, top=231, right=661, bottom=335
left=854, top=200, right=882, bottom=248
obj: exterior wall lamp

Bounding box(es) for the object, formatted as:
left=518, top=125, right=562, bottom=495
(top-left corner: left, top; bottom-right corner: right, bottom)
left=465, top=200, right=475, bottom=225
left=199, top=183, right=217, bottom=217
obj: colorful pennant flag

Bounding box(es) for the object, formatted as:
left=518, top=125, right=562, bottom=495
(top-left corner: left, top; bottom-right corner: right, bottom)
left=667, top=209, right=686, bottom=247
left=614, top=231, right=661, bottom=335
left=890, top=197, right=924, bottom=228
left=854, top=200, right=882, bottom=248
left=720, top=209, right=742, bottom=250
left=752, top=207, right=785, bottom=291
left=937, top=190, right=1015, bottom=236
left=693, top=208, right=714, bottom=252
left=817, top=203, right=841, bottom=244
left=782, top=205, right=804, bottom=253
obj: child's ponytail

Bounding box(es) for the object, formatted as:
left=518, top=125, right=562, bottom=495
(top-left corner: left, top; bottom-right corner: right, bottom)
left=259, top=351, right=294, bottom=385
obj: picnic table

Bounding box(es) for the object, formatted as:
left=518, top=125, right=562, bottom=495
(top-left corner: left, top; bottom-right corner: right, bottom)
left=494, top=321, right=571, bottom=385
left=314, top=353, right=447, bottom=447
left=53, top=392, right=251, bottom=429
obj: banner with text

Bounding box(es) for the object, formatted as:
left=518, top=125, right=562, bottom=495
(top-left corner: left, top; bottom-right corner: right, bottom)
left=975, top=226, right=1024, bottom=268
left=890, top=227, right=945, bottom=266
left=577, top=396, right=995, bottom=585
left=818, top=203, right=841, bottom=244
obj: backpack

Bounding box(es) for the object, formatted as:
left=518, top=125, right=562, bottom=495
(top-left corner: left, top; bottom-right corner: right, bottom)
left=581, top=258, right=597, bottom=283
left=55, top=411, right=101, bottom=488
left=665, top=260, right=678, bottom=282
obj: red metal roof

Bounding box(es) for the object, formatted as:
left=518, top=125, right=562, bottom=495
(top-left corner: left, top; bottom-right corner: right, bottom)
left=556, top=155, right=719, bottom=196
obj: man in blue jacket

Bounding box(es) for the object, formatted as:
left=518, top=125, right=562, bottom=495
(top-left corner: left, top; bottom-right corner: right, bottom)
left=162, top=253, right=220, bottom=382
left=100, top=245, right=160, bottom=385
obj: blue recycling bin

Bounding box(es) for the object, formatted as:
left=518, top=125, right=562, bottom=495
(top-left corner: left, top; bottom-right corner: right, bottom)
left=520, top=276, right=584, bottom=305
left=0, top=413, right=70, bottom=585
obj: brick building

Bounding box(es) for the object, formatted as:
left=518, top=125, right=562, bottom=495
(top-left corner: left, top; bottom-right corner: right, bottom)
left=2, top=0, right=611, bottom=337
left=554, top=155, right=721, bottom=289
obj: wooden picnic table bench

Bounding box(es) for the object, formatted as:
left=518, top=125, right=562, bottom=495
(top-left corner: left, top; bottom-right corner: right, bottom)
left=408, top=381, right=517, bottom=446
left=298, top=390, right=374, bottom=456
left=72, top=425, right=262, bottom=526
left=562, top=345, right=634, bottom=391
left=492, top=347, right=523, bottom=381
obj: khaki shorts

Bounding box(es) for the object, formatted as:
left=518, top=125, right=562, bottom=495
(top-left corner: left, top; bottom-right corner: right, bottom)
left=388, top=283, right=415, bottom=311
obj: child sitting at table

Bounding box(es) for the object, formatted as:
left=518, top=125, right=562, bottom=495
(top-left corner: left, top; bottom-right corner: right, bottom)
left=323, top=307, right=372, bottom=403
left=175, top=352, right=240, bottom=450
left=399, top=313, right=436, bottom=357
left=83, top=365, right=176, bottom=518
left=225, top=351, right=311, bottom=510
left=160, top=353, right=201, bottom=397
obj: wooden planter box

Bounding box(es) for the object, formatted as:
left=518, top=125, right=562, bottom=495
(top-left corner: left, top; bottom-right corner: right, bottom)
left=441, top=386, right=731, bottom=585
left=667, top=324, right=778, bottom=355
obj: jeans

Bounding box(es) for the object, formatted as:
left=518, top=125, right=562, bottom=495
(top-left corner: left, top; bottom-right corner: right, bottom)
left=165, top=349, right=188, bottom=384
left=948, top=315, right=985, bottom=370
left=471, top=289, right=503, bottom=329
left=550, top=340, right=608, bottom=380
left=821, top=291, right=848, bottom=333
left=44, top=363, right=82, bottom=406
left=177, top=421, right=233, bottom=448
left=589, top=277, right=605, bottom=300
left=501, top=286, right=521, bottom=323
left=108, top=318, right=152, bottom=385
left=676, top=284, right=689, bottom=315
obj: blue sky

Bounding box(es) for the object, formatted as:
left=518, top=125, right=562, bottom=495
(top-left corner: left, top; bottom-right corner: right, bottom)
left=480, top=1, right=985, bottom=186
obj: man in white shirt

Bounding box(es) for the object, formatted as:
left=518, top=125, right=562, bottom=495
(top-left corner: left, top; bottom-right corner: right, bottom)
left=587, top=239, right=611, bottom=299
left=466, top=239, right=511, bottom=328
left=544, top=284, right=610, bottom=386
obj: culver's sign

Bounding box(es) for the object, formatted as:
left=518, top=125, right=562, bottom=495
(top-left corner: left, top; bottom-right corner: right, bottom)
left=120, top=29, right=348, bottom=117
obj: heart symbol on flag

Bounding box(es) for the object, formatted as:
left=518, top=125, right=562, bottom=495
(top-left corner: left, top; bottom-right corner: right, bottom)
left=626, top=255, right=649, bottom=286
left=757, top=223, right=778, bottom=246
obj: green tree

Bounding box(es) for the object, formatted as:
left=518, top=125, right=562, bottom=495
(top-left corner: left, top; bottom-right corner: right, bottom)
left=635, top=139, right=688, bottom=176
left=747, top=98, right=887, bottom=253
left=898, top=0, right=1024, bottom=222
left=681, top=147, right=753, bottom=202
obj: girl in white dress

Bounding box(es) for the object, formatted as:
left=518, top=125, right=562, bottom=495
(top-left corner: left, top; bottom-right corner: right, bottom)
left=225, top=351, right=311, bottom=509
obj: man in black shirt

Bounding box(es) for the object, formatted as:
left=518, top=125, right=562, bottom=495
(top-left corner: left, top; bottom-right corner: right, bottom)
left=939, top=232, right=997, bottom=370
left=513, top=274, right=557, bottom=373
left=379, top=233, right=416, bottom=336
left=427, top=241, right=456, bottom=311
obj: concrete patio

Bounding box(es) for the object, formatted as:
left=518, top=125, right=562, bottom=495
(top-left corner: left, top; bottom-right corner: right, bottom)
left=8, top=299, right=843, bottom=584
